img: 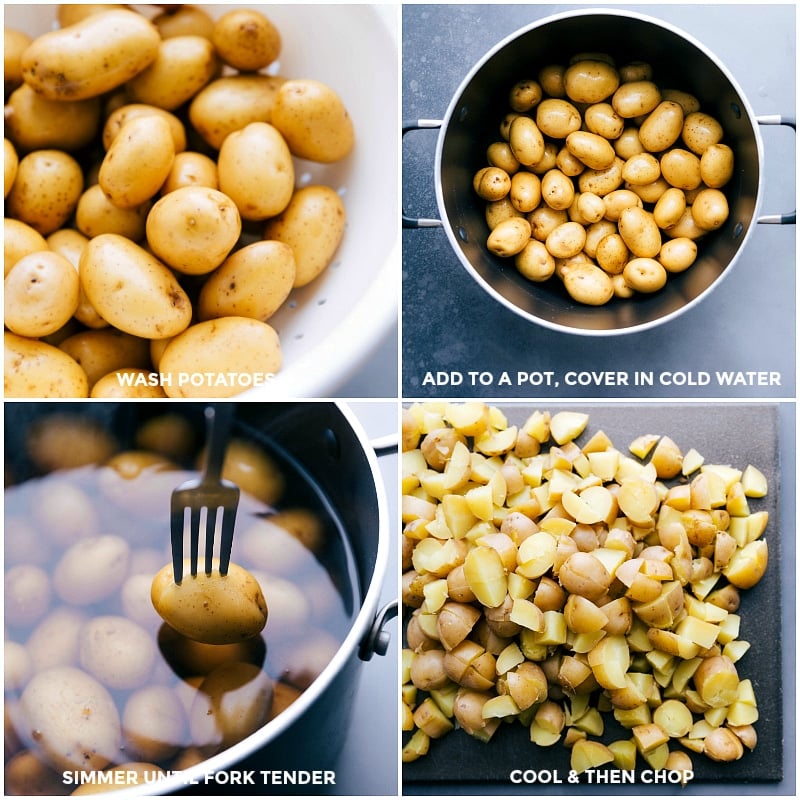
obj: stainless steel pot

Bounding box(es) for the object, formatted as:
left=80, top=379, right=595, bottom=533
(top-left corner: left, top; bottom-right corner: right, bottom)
left=404, top=8, right=795, bottom=335
left=3, top=401, right=397, bottom=797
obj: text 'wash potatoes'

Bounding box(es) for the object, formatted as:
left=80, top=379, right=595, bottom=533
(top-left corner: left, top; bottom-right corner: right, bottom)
left=474, top=53, right=734, bottom=306
left=401, top=402, right=769, bottom=776
left=4, top=5, right=355, bottom=398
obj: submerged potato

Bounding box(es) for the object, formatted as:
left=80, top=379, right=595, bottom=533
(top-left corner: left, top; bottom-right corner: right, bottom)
left=151, top=559, right=268, bottom=645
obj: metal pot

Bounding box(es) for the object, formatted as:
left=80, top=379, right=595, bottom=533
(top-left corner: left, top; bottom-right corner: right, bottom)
left=404, top=8, right=795, bottom=335
left=3, top=401, right=397, bottom=797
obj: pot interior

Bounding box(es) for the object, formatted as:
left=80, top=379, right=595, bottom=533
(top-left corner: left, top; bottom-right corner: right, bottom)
left=438, top=11, right=761, bottom=333
left=3, top=402, right=380, bottom=796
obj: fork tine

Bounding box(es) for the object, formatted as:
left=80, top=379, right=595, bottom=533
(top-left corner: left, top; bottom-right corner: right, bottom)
left=204, top=507, right=216, bottom=575
left=190, top=505, right=201, bottom=577
left=170, top=503, right=185, bottom=584
left=219, top=501, right=238, bottom=576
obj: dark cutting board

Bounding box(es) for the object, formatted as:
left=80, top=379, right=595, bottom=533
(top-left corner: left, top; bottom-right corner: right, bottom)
left=402, top=404, right=784, bottom=791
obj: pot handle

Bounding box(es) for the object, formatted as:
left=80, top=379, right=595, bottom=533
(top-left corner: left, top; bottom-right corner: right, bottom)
left=756, top=115, right=796, bottom=225
left=402, top=119, right=444, bottom=229
left=359, top=600, right=398, bottom=660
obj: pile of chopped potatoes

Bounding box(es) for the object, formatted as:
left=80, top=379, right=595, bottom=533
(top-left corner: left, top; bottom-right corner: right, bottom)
left=401, top=402, right=769, bottom=775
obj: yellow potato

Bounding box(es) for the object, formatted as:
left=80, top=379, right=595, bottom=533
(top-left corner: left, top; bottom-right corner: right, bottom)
left=653, top=187, right=687, bottom=230
left=682, top=111, right=724, bottom=154
left=595, top=233, right=629, bottom=275
left=509, top=79, right=543, bottom=112
left=509, top=116, right=545, bottom=167
left=658, top=237, right=698, bottom=273
left=611, top=80, right=661, bottom=118
left=614, top=127, right=645, bottom=159
left=539, top=64, right=566, bottom=98
left=700, top=143, right=735, bottom=188
left=536, top=98, right=582, bottom=139
left=58, top=329, right=151, bottom=388
left=4, top=251, right=80, bottom=338
left=577, top=157, right=624, bottom=196
left=188, top=74, right=286, bottom=150
left=102, top=104, right=187, bottom=153
left=4, top=26, right=32, bottom=94
left=3, top=219, right=48, bottom=277
left=638, top=101, right=684, bottom=152
left=545, top=221, right=586, bottom=259
left=99, top=115, right=176, bottom=209
left=691, top=188, right=729, bottom=231
left=21, top=9, right=161, bottom=101
left=263, top=185, right=346, bottom=287
left=218, top=122, right=294, bottom=221
left=602, top=189, right=642, bottom=222
left=474, top=167, right=512, bottom=201
left=530, top=206, right=568, bottom=241
left=621, top=153, right=661, bottom=186
left=5, top=84, right=101, bottom=152
left=212, top=8, right=282, bottom=71
left=566, top=131, right=616, bottom=170
left=660, top=148, right=702, bottom=190
left=57, top=4, right=130, bottom=27
left=661, top=88, right=701, bottom=115
left=4, top=331, right=89, bottom=398
left=485, top=197, right=522, bottom=230
left=79, top=233, right=192, bottom=339
left=6, top=150, right=84, bottom=235
left=146, top=187, right=241, bottom=275
left=562, top=262, right=614, bottom=306
left=91, top=370, right=166, bottom=398
left=271, top=79, right=355, bottom=164
left=198, top=240, right=296, bottom=322
left=583, top=102, right=624, bottom=140
left=486, top=217, right=532, bottom=257
left=4, top=138, right=18, bottom=198
left=75, top=184, right=151, bottom=241
left=575, top=192, right=606, bottom=224
left=515, top=239, right=555, bottom=282
left=617, top=206, right=662, bottom=258
left=509, top=172, right=542, bottom=213
left=158, top=317, right=282, bottom=398
left=152, top=5, right=215, bottom=40
left=564, top=59, right=620, bottom=104
left=486, top=141, right=520, bottom=174
left=126, top=35, right=218, bottom=111
left=623, top=257, right=668, bottom=293
left=541, top=168, right=576, bottom=210
left=161, top=151, right=219, bottom=194
left=151, top=560, right=268, bottom=645
left=662, top=207, right=709, bottom=241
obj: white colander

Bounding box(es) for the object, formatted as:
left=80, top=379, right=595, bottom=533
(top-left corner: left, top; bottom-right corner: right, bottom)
left=4, top=4, right=399, bottom=399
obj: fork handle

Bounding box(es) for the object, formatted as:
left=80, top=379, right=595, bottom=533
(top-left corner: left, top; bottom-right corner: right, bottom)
left=204, top=403, right=236, bottom=483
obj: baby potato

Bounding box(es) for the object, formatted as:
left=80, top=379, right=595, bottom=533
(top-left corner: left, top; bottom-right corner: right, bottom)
left=486, top=197, right=523, bottom=230
left=623, top=257, right=668, bottom=293
left=638, top=101, right=685, bottom=152
left=6, top=150, right=84, bottom=235
left=199, top=240, right=296, bottom=323
left=146, top=187, right=241, bottom=276
left=662, top=207, right=709, bottom=241
left=536, top=98, right=582, bottom=139
left=102, top=103, right=187, bottom=153
left=99, top=115, right=176, bottom=209
left=510, top=172, right=542, bottom=213
left=78, top=616, right=158, bottom=690
left=263, top=185, right=346, bottom=287
left=595, top=233, right=629, bottom=275
left=563, top=262, right=614, bottom=306
left=162, top=151, right=219, bottom=194
left=486, top=141, right=520, bottom=174
left=564, top=59, right=619, bottom=104
left=75, top=184, right=151, bottom=241
left=621, top=153, right=661, bottom=186
left=4, top=332, right=89, bottom=398
left=5, top=85, right=101, bottom=152
left=152, top=4, right=215, bottom=39
left=556, top=146, right=586, bottom=178
left=26, top=607, right=87, bottom=672
left=509, top=116, right=546, bottom=167
left=662, top=88, right=701, bottom=115
left=215, top=438, right=286, bottom=507
left=612, top=80, right=661, bottom=118
left=5, top=564, right=51, bottom=628
left=79, top=233, right=192, bottom=339
left=189, top=662, right=274, bottom=754
left=21, top=9, right=160, bottom=101
left=658, top=237, right=698, bottom=273
left=602, top=189, right=642, bottom=222
left=617, top=206, right=662, bottom=258
left=575, top=192, right=606, bottom=224
left=584, top=102, right=624, bottom=140
left=212, top=8, right=282, bottom=71
left=475, top=167, right=512, bottom=201
left=700, top=143, right=735, bottom=188
left=5, top=750, right=64, bottom=797
left=122, top=685, right=187, bottom=763
left=218, top=122, right=294, bottom=221
left=660, top=148, right=702, bottom=190
left=682, top=111, right=724, bottom=154
left=487, top=217, right=532, bottom=257
left=4, top=26, right=32, bottom=94
left=158, top=317, right=282, bottom=399
left=126, top=35, right=218, bottom=111
left=541, top=169, right=576, bottom=212
left=189, top=74, right=286, bottom=150
left=239, top=519, right=312, bottom=575
left=271, top=79, right=355, bottom=164
left=24, top=412, right=118, bottom=472
left=546, top=221, right=586, bottom=259
left=614, top=127, right=645, bottom=159
left=4, top=251, right=80, bottom=338
left=4, top=219, right=47, bottom=276
left=577, top=158, right=624, bottom=196
left=53, top=534, right=130, bottom=606
left=18, top=666, right=121, bottom=771
left=653, top=187, right=687, bottom=230
left=691, top=188, right=730, bottom=231
left=151, top=559, right=268, bottom=645
left=566, top=131, right=617, bottom=170
left=509, top=79, right=543, bottom=112
left=91, top=369, right=167, bottom=398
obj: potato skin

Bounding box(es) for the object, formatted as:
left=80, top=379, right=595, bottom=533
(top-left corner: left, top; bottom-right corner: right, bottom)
left=212, top=8, right=281, bottom=72
left=263, top=185, right=346, bottom=287
left=4, top=331, right=89, bottom=398
left=272, top=79, right=355, bottom=163
left=151, top=560, right=268, bottom=645
left=79, top=234, right=192, bottom=339
left=20, top=9, right=161, bottom=101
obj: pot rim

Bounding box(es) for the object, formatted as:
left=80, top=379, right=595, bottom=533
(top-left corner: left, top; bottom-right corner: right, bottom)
left=433, top=6, right=766, bottom=336
left=89, top=402, right=390, bottom=797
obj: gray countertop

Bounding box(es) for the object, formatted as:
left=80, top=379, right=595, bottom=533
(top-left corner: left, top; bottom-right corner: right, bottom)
left=402, top=4, right=796, bottom=400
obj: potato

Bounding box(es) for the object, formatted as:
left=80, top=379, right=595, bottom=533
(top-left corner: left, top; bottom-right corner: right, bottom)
left=564, top=59, right=619, bottom=104
left=509, top=116, right=545, bottom=167
left=211, top=8, right=281, bottom=71
left=158, top=317, right=282, bottom=398
left=218, top=122, right=294, bottom=221
left=638, top=101, right=684, bottom=152
left=595, top=233, right=629, bottom=275
left=653, top=186, right=687, bottom=230
left=78, top=616, right=157, bottom=690
left=617, top=206, right=662, bottom=258
left=126, top=35, right=218, bottom=111
left=263, top=185, right=346, bottom=287
left=509, top=171, right=542, bottom=213
left=189, top=74, right=286, bottom=150
left=102, top=103, right=187, bottom=153
left=214, top=438, right=286, bottom=507
left=5, top=750, right=64, bottom=797
left=661, top=148, right=702, bottom=190
left=79, top=233, right=192, bottom=339
left=161, top=151, right=219, bottom=194
left=623, top=257, right=668, bottom=293
left=53, top=534, right=130, bottom=606
left=577, top=157, right=624, bottom=196
left=541, top=168, right=576, bottom=210
left=146, top=187, right=241, bottom=276
left=509, top=79, right=542, bottom=112
left=700, top=143, right=735, bottom=189
left=614, top=127, right=645, bottom=159
left=515, top=239, right=555, bottom=282
left=4, top=85, right=101, bottom=152
left=4, top=219, right=47, bottom=277
left=475, top=167, right=512, bottom=201
left=198, top=240, right=296, bottom=323
left=189, top=662, right=274, bottom=754
left=4, top=251, right=80, bottom=338
left=98, top=115, right=176, bottom=209
left=4, top=332, right=89, bottom=398
left=602, top=189, right=642, bottom=222
left=545, top=221, right=586, bottom=259
left=271, top=78, right=354, bottom=164
left=4, top=26, right=32, bottom=95
left=18, top=666, right=121, bottom=771
left=91, top=369, right=167, bottom=398
left=611, top=80, right=661, bottom=118
left=658, top=237, right=698, bottom=273
left=582, top=102, right=624, bottom=140
left=691, top=188, right=730, bottom=231
left=24, top=413, right=118, bottom=471
left=122, top=686, right=186, bottom=763
left=151, top=559, right=268, bottom=645
left=5, top=564, right=51, bottom=629
left=21, top=9, right=161, bottom=101
left=682, top=111, right=724, bottom=154
left=487, top=217, right=531, bottom=257
left=621, top=153, right=661, bottom=186
left=486, top=141, right=520, bottom=174
left=6, top=150, right=84, bottom=235
left=536, top=98, right=582, bottom=138
left=566, top=131, right=616, bottom=170
left=563, top=263, right=614, bottom=306
left=153, top=5, right=215, bottom=39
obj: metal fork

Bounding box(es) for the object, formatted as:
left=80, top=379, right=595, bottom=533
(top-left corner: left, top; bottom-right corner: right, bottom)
left=170, top=404, right=240, bottom=584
